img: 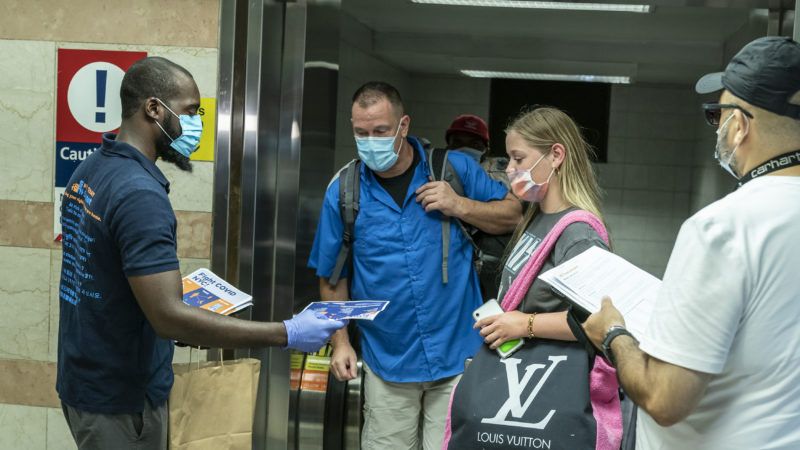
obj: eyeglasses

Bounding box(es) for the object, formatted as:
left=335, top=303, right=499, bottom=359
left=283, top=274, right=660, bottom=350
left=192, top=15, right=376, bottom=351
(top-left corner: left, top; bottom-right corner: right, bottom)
left=702, top=102, right=754, bottom=127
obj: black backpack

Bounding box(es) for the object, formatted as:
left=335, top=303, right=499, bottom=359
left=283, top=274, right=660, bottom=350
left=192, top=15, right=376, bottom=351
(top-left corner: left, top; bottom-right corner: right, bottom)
left=328, top=146, right=487, bottom=286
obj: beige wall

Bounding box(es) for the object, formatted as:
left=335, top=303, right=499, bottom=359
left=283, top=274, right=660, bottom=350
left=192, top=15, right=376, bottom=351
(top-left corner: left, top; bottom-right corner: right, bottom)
left=406, top=74, right=491, bottom=149
left=334, top=13, right=413, bottom=170
left=599, top=84, right=702, bottom=277
left=0, top=2, right=219, bottom=448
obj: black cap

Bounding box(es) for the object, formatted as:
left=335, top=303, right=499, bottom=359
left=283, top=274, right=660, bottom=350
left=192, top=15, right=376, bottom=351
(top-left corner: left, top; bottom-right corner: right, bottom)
left=696, top=36, right=800, bottom=120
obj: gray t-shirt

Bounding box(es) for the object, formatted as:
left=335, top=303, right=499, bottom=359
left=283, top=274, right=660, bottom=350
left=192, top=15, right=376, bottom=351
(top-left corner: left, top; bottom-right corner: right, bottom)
left=497, top=208, right=608, bottom=314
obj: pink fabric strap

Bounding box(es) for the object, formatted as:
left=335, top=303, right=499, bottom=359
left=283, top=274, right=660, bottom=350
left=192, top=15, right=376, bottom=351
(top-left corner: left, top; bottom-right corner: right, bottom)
left=500, top=210, right=609, bottom=312
left=441, top=384, right=457, bottom=449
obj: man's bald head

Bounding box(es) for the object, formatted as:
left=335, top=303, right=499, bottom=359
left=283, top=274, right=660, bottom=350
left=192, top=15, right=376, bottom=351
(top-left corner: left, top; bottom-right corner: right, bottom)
left=721, top=90, right=800, bottom=148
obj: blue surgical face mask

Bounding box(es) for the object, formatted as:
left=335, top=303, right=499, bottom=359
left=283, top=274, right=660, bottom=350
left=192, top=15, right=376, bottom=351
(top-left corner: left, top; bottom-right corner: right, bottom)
left=155, top=98, right=203, bottom=158
left=454, top=147, right=484, bottom=163
left=354, top=121, right=403, bottom=172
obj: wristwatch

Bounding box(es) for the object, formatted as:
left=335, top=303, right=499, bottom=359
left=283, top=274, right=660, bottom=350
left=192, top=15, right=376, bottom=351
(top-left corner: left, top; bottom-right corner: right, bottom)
left=601, top=325, right=634, bottom=366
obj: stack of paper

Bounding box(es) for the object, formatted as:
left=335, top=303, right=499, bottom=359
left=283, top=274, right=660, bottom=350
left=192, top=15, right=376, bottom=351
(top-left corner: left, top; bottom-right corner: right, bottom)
left=538, top=246, right=660, bottom=338
left=182, top=268, right=253, bottom=315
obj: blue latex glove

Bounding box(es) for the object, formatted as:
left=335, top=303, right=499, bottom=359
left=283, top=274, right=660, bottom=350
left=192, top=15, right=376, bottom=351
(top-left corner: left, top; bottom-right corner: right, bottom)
left=283, top=310, right=347, bottom=353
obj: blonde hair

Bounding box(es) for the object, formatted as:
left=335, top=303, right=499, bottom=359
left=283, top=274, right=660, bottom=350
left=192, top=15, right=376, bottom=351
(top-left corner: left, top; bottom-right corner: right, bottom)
left=504, top=107, right=606, bottom=255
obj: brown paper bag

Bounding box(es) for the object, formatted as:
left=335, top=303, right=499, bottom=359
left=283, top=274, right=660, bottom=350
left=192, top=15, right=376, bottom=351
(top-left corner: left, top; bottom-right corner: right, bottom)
left=169, top=358, right=261, bottom=450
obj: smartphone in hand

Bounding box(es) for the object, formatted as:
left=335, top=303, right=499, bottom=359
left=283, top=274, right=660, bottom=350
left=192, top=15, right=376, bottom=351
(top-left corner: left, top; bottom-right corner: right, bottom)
left=472, top=299, right=524, bottom=359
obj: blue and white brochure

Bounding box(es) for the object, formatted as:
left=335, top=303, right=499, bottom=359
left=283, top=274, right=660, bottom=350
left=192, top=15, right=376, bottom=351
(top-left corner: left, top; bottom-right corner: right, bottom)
left=301, top=300, right=390, bottom=321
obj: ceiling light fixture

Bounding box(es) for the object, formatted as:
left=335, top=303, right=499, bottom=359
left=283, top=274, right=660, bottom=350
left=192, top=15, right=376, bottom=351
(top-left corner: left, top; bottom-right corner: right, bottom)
left=304, top=61, right=340, bottom=71
left=461, top=70, right=632, bottom=84
left=410, top=0, right=652, bottom=13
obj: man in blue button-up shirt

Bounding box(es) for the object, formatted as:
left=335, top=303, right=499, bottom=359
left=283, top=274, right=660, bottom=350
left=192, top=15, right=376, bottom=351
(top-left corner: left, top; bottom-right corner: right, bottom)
left=309, top=82, right=522, bottom=450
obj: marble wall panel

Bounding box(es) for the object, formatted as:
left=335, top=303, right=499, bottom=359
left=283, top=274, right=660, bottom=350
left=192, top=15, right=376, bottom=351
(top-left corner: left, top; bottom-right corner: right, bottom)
left=0, top=247, right=51, bottom=361
left=0, top=40, right=56, bottom=203
left=2, top=1, right=219, bottom=49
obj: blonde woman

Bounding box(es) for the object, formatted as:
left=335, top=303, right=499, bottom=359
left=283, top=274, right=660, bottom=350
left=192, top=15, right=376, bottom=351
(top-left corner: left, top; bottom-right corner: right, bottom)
left=442, top=107, right=621, bottom=450
left=478, top=106, right=606, bottom=348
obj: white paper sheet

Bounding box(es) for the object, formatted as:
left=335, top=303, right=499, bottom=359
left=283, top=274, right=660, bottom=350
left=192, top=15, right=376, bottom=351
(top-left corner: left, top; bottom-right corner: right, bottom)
left=538, top=246, right=660, bottom=338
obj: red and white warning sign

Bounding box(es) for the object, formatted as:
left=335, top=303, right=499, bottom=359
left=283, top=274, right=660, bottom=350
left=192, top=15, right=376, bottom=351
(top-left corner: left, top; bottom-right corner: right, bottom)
left=54, top=49, right=147, bottom=241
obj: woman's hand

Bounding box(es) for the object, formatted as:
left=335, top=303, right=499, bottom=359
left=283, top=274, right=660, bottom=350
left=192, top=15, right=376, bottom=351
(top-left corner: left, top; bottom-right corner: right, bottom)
left=474, top=310, right=529, bottom=349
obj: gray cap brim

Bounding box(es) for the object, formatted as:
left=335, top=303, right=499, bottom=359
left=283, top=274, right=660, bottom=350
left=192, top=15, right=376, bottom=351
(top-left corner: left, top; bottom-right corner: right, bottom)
left=695, top=72, right=724, bottom=94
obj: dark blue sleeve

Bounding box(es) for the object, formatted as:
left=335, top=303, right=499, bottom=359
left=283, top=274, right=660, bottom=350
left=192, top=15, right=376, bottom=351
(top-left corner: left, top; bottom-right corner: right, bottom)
left=109, top=187, right=179, bottom=277
left=447, top=151, right=508, bottom=202
left=308, top=179, right=347, bottom=279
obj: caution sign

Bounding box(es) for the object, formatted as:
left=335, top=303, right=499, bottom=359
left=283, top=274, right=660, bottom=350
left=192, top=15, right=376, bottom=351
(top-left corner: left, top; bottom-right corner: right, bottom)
left=54, top=49, right=147, bottom=241
left=301, top=356, right=331, bottom=393
left=191, top=97, right=216, bottom=162
left=299, top=345, right=333, bottom=393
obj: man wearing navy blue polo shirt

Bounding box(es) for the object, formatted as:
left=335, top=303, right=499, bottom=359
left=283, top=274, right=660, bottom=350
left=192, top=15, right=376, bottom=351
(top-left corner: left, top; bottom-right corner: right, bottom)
left=56, top=57, right=344, bottom=450
left=309, top=81, right=522, bottom=449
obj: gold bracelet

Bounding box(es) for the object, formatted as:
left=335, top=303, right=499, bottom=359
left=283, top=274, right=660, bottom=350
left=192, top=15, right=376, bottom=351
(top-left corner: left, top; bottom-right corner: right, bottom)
left=527, top=313, right=537, bottom=339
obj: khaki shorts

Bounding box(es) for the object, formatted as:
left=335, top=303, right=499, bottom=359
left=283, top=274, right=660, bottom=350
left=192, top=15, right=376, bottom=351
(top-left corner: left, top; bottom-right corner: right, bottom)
left=362, top=362, right=460, bottom=450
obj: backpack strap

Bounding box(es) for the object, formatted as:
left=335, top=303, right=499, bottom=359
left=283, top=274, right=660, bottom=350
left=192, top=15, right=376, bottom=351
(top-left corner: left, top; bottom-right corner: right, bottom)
left=329, top=159, right=361, bottom=286
left=437, top=152, right=464, bottom=197
left=436, top=153, right=483, bottom=258
left=427, top=147, right=451, bottom=284
left=426, top=147, right=486, bottom=283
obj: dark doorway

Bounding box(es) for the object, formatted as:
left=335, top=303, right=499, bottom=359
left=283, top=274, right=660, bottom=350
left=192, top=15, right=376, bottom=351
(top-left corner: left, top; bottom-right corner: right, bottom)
left=488, top=79, right=611, bottom=162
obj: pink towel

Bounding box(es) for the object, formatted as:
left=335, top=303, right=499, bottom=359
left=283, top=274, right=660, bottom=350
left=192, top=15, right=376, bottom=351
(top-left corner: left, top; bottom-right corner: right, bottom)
left=442, top=210, right=622, bottom=450
left=591, top=356, right=624, bottom=450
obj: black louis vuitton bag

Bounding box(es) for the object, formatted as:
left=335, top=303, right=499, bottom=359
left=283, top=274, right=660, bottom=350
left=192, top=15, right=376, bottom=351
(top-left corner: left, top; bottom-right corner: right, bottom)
left=447, top=338, right=597, bottom=450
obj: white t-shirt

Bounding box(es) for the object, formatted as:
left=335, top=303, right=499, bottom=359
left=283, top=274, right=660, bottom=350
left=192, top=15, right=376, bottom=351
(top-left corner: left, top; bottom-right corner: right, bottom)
left=636, top=176, right=800, bottom=450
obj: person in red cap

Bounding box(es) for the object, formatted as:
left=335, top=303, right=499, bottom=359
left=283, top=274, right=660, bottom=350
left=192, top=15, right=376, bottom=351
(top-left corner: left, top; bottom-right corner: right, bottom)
left=445, top=114, right=516, bottom=301
left=445, top=114, right=491, bottom=162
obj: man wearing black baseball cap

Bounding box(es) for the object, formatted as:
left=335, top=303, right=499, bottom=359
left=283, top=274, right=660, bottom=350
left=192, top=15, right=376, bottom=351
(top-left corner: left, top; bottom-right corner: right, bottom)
left=582, top=36, right=800, bottom=449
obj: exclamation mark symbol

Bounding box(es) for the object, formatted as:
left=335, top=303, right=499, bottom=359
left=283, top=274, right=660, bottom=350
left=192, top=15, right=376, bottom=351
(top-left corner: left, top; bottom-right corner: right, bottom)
left=95, top=70, right=107, bottom=123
